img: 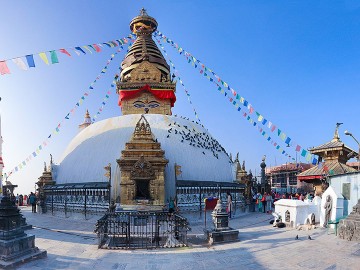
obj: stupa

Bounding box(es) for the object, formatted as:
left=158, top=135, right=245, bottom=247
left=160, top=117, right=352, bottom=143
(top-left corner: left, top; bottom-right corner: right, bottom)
left=41, top=9, right=244, bottom=212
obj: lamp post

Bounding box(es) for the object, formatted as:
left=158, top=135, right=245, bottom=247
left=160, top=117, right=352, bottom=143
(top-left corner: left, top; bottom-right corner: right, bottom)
left=344, top=130, right=360, bottom=171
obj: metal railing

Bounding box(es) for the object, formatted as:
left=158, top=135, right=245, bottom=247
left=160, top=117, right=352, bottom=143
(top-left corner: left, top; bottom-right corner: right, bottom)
left=94, top=211, right=189, bottom=249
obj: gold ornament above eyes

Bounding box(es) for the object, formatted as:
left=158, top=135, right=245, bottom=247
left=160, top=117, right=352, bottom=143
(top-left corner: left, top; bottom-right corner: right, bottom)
left=132, top=22, right=153, bottom=33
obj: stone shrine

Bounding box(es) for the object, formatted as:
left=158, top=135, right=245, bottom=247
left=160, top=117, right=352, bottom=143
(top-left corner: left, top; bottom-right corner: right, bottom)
left=204, top=199, right=239, bottom=245
left=0, top=186, right=46, bottom=269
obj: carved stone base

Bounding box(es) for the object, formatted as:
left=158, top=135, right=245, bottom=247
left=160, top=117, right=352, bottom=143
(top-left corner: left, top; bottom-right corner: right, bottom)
left=0, top=234, right=47, bottom=269
left=338, top=199, right=360, bottom=242
left=204, top=228, right=239, bottom=245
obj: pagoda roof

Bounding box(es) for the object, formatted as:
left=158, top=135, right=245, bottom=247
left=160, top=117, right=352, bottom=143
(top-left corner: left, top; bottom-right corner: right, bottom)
left=309, top=139, right=354, bottom=153
left=297, top=160, right=357, bottom=181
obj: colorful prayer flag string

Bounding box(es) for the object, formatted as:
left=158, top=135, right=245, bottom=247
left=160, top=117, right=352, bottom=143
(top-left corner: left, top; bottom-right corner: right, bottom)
left=155, top=30, right=317, bottom=165
left=154, top=36, right=201, bottom=122
left=5, top=42, right=130, bottom=178
left=0, top=35, right=134, bottom=75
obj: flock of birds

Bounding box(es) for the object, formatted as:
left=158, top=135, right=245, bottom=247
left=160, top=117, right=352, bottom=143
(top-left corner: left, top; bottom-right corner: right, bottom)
left=165, top=115, right=230, bottom=160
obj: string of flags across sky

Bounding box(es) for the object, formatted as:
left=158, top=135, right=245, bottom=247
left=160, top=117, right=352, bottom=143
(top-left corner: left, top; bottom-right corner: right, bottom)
left=0, top=35, right=133, bottom=75
left=154, top=30, right=319, bottom=165
left=3, top=41, right=133, bottom=179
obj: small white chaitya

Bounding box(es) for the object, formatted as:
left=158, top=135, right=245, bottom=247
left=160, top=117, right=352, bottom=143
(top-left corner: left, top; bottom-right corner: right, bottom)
left=274, top=197, right=321, bottom=228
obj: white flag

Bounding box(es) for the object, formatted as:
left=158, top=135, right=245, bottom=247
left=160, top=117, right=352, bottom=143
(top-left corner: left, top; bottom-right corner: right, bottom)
left=12, top=58, right=28, bottom=70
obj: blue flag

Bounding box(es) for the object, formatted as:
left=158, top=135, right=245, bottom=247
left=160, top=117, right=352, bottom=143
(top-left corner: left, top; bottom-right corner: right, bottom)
left=26, top=55, right=35, bottom=67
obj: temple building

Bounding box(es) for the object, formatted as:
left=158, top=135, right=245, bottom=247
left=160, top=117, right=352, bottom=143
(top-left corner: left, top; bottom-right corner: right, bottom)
left=40, top=9, right=244, bottom=213
left=298, top=124, right=357, bottom=195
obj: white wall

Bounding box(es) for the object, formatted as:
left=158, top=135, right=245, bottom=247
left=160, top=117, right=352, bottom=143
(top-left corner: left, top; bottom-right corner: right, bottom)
left=329, top=172, right=360, bottom=216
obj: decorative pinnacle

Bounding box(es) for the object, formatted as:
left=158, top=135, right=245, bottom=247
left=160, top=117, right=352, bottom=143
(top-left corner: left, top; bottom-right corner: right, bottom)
left=140, top=7, right=147, bottom=16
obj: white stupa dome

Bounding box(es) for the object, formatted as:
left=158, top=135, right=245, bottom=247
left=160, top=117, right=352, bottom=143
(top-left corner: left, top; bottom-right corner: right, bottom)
left=52, top=114, right=235, bottom=196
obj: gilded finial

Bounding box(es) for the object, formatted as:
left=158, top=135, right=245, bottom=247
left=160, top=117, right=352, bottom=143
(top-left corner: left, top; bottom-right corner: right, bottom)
left=140, top=7, right=147, bottom=16
left=332, top=122, right=343, bottom=142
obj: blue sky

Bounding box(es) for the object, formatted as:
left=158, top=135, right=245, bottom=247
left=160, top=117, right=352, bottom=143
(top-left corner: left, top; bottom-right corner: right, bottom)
left=1, top=0, right=360, bottom=194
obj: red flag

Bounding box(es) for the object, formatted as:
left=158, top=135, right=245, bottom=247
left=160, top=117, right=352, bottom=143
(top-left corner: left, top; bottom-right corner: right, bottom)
left=0, top=61, right=10, bottom=75
left=93, top=44, right=101, bottom=52
left=295, top=145, right=301, bottom=152
left=59, top=49, right=71, bottom=57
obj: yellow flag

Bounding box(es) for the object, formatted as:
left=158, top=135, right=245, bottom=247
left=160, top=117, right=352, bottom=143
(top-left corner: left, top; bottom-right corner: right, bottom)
left=83, top=46, right=93, bottom=54
left=39, top=52, right=49, bottom=65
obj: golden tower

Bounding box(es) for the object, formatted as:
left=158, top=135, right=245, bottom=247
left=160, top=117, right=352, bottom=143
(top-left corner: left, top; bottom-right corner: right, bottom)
left=117, top=8, right=176, bottom=115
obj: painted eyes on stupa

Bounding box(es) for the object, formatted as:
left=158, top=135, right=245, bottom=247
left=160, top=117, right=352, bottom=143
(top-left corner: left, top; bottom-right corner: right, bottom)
left=133, top=101, right=160, bottom=109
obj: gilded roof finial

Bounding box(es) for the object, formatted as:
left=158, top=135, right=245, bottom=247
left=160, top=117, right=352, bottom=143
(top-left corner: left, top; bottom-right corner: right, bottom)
left=140, top=7, right=148, bottom=16
left=332, top=122, right=343, bottom=142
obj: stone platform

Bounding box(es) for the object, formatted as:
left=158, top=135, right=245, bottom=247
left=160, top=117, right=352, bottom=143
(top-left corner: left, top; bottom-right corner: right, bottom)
left=12, top=207, right=360, bottom=270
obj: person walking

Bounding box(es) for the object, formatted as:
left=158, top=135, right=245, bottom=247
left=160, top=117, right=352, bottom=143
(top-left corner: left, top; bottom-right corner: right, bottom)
left=257, top=192, right=263, bottom=213
left=262, top=192, right=267, bottom=213
left=266, top=192, right=272, bottom=213
left=29, top=192, right=37, bottom=213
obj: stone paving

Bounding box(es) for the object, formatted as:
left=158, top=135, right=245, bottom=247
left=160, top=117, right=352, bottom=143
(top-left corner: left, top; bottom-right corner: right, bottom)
left=14, top=206, right=360, bottom=270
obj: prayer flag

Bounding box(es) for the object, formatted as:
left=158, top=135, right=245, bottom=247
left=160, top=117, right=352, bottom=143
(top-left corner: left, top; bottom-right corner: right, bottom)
left=268, top=121, right=272, bottom=128
left=296, top=145, right=301, bottom=152
left=103, top=42, right=112, bottom=47
left=280, top=132, right=286, bottom=141
left=59, top=49, right=71, bottom=57
left=93, top=44, right=101, bottom=52
left=249, top=106, right=254, bottom=114
left=50, top=51, right=59, bottom=64
left=277, top=129, right=281, bottom=136
left=301, top=149, right=307, bottom=157
left=244, top=100, right=248, bottom=107
left=39, top=52, right=49, bottom=65
left=271, top=125, right=276, bottom=132
left=285, top=137, right=291, bottom=145
left=318, top=162, right=323, bottom=169
left=306, top=152, right=312, bottom=161
left=26, top=55, right=35, bottom=67
left=83, top=46, right=93, bottom=54
left=312, top=158, right=318, bottom=165
left=88, top=45, right=97, bottom=52
left=0, top=61, right=10, bottom=75
left=12, top=58, right=28, bottom=70
left=75, top=47, right=86, bottom=54
left=262, top=119, right=267, bottom=125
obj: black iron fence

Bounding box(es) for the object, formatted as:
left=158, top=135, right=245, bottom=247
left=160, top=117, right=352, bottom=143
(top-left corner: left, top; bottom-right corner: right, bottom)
left=94, top=211, right=189, bottom=249
left=43, top=182, right=109, bottom=218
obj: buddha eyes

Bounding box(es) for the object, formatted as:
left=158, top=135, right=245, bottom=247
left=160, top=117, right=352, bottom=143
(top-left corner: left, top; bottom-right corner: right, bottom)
left=148, top=102, right=160, bottom=108
left=133, top=101, right=160, bottom=108
left=134, top=101, right=145, bottom=108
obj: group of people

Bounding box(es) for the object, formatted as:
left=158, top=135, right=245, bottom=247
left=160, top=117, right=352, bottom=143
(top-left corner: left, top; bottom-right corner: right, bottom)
left=254, top=192, right=273, bottom=213
left=13, top=192, right=38, bottom=213
left=254, top=191, right=315, bottom=213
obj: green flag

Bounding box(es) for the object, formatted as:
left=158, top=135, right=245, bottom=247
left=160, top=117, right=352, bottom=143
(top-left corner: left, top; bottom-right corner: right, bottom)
left=50, top=50, right=59, bottom=64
